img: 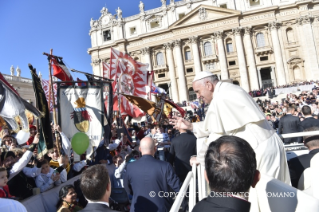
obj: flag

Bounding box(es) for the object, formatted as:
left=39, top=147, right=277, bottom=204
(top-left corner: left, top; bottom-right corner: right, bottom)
left=41, top=79, right=57, bottom=112
left=122, top=94, right=156, bottom=116
left=0, top=72, right=42, bottom=133
left=59, top=86, right=104, bottom=159
left=164, top=99, right=186, bottom=117
left=110, top=48, right=149, bottom=118
left=103, top=62, right=110, bottom=79
left=51, top=56, right=73, bottom=83
left=77, top=78, right=87, bottom=86
left=163, top=103, right=174, bottom=118
left=29, top=66, right=54, bottom=158
left=151, top=82, right=167, bottom=94
left=85, top=74, right=97, bottom=86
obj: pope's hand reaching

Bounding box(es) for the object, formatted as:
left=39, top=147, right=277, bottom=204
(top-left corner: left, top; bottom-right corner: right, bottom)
left=169, top=116, right=193, bottom=131
left=190, top=156, right=200, bottom=166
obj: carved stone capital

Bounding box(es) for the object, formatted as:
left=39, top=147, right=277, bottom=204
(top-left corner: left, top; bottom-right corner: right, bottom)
left=164, top=42, right=173, bottom=50
left=92, top=59, right=101, bottom=66
left=214, top=31, right=224, bottom=39
left=244, top=27, right=252, bottom=36
left=232, top=27, right=242, bottom=36
left=268, top=21, right=281, bottom=30
left=296, top=15, right=314, bottom=25
left=172, top=39, right=181, bottom=47
left=188, top=36, right=198, bottom=44
left=141, top=47, right=150, bottom=55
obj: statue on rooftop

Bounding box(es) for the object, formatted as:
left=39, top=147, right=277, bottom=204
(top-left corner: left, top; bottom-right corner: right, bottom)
left=10, top=65, right=14, bottom=76
left=117, top=7, right=122, bottom=19
left=139, top=1, right=144, bottom=13
left=16, top=66, right=21, bottom=77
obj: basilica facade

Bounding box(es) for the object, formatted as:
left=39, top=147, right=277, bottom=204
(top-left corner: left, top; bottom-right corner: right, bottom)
left=88, top=0, right=319, bottom=102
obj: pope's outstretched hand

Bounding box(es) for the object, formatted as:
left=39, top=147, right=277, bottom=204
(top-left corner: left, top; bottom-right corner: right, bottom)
left=169, top=116, right=193, bottom=131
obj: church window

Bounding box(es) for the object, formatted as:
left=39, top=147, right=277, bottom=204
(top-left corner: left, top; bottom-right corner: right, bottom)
left=185, top=47, right=192, bottom=61
left=178, top=13, right=185, bottom=20
left=188, top=87, right=197, bottom=101
left=156, top=52, right=165, bottom=65
left=256, top=33, right=265, bottom=48
left=130, top=27, right=137, bottom=35
left=103, top=30, right=111, bottom=41
left=250, top=0, right=260, bottom=6
left=186, top=68, right=193, bottom=73
left=204, top=42, right=213, bottom=56
left=226, top=39, right=233, bottom=53
left=286, top=28, right=295, bottom=43
left=220, top=4, right=227, bottom=9
left=205, top=62, right=215, bottom=70
left=150, top=21, right=160, bottom=29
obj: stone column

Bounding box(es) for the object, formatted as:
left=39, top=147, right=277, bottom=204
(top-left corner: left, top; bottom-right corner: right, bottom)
left=173, top=39, right=188, bottom=102
left=164, top=42, right=179, bottom=102
left=141, top=47, right=156, bottom=102
left=189, top=36, right=202, bottom=74
left=243, top=27, right=260, bottom=90
left=297, top=16, right=319, bottom=80
left=232, top=27, right=250, bottom=92
left=270, top=66, right=277, bottom=87
left=268, top=22, right=286, bottom=86
left=214, top=31, right=229, bottom=80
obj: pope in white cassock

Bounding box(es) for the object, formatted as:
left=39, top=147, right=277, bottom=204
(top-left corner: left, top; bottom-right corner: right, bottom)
left=170, top=71, right=290, bottom=184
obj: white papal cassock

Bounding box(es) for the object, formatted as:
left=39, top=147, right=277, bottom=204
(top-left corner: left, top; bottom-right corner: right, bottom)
left=193, top=81, right=290, bottom=184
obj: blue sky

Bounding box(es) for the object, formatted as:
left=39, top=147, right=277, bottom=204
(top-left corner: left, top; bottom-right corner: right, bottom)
left=0, top=0, right=171, bottom=80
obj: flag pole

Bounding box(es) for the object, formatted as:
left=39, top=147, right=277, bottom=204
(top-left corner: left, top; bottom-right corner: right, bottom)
left=47, top=49, right=61, bottom=155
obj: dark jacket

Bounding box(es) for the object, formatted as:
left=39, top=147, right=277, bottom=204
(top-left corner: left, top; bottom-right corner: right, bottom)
left=278, top=114, right=303, bottom=143
left=288, top=148, right=319, bottom=188
left=168, top=132, right=197, bottom=182
left=79, top=202, right=119, bottom=212
left=301, top=117, right=319, bottom=130
left=124, top=155, right=181, bottom=212
left=192, top=195, right=251, bottom=212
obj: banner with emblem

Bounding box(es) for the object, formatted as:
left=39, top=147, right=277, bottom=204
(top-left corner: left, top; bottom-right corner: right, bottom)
left=58, top=85, right=104, bottom=158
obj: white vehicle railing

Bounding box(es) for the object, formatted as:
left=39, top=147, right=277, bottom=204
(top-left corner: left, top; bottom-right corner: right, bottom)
left=169, top=131, right=319, bottom=212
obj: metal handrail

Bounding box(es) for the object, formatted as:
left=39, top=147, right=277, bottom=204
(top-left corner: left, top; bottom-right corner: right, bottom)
left=170, top=164, right=196, bottom=212
left=170, top=131, right=319, bottom=212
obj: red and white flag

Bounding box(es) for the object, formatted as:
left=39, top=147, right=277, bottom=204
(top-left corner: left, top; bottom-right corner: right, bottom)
left=41, top=79, right=57, bottom=112
left=103, top=62, right=110, bottom=79
left=110, top=48, right=149, bottom=118
left=51, top=56, right=73, bottom=83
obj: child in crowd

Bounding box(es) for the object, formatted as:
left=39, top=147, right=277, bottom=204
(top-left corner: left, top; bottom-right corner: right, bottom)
left=35, top=159, right=61, bottom=193
left=0, top=167, right=13, bottom=198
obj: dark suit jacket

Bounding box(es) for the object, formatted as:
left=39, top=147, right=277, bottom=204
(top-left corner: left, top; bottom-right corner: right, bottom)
left=168, top=132, right=197, bottom=182
left=124, top=155, right=181, bottom=212
left=301, top=117, right=319, bottom=130
left=288, top=148, right=319, bottom=188
left=278, top=114, right=303, bottom=143
left=192, top=195, right=251, bottom=212
left=79, top=202, right=119, bottom=212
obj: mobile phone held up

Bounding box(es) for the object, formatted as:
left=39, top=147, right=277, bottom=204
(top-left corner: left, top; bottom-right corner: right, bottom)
left=55, top=166, right=64, bottom=174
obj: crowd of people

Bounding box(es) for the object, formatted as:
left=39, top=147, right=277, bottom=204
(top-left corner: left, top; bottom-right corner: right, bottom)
left=0, top=71, right=319, bottom=212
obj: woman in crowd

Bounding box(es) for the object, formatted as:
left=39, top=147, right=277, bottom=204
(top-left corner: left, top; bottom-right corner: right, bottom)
left=56, top=185, right=82, bottom=212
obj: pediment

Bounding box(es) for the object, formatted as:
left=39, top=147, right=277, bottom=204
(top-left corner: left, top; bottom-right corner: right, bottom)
left=170, top=5, right=241, bottom=29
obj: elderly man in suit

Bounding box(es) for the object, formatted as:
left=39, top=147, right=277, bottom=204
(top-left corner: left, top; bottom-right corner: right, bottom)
left=288, top=127, right=319, bottom=188
left=278, top=106, right=303, bottom=144
left=79, top=164, right=119, bottom=212
left=301, top=105, right=319, bottom=130
left=192, top=136, right=260, bottom=212
left=124, top=137, right=181, bottom=212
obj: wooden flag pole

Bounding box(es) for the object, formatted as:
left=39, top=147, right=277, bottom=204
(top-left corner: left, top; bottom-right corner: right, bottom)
left=47, top=49, right=61, bottom=155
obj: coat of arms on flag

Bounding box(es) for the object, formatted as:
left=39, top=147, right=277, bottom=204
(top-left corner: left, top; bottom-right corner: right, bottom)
left=58, top=86, right=103, bottom=158
left=110, top=48, right=150, bottom=118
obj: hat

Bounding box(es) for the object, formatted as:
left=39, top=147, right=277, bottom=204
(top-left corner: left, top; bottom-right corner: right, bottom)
left=29, top=125, right=36, bottom=130
left=192, top=71, right=215, bottom=82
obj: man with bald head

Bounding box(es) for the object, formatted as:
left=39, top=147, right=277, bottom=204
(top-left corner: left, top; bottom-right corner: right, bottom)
left=124, top=137, right=181, bottom=212
left=170, top=72, right=290, bottom=184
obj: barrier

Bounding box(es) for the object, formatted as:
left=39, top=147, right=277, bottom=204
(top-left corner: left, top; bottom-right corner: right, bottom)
left=169, top=131, right=319, bottom=212
left=275, top=84, right=314, bottom=95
